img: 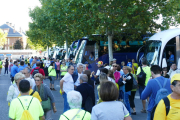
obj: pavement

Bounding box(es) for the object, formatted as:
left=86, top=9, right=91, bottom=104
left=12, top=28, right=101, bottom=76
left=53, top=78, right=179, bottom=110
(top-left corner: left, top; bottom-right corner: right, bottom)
left=0, top=68, right=148, bottom=120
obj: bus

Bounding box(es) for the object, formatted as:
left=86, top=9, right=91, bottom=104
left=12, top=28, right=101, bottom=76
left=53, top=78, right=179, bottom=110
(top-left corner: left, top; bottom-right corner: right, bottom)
left=136, top=28, right=180, bottom=69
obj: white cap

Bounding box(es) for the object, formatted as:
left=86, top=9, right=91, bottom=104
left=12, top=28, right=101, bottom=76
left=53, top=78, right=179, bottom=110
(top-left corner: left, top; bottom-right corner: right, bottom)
left=113, top=58, right=116, bottom=61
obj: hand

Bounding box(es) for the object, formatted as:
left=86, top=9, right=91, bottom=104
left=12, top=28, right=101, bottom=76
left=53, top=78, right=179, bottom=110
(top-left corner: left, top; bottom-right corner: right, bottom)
left=53, top=107, right=57, bottom=113
left=61, top=89, right=65, bottom=94
left=123, top=78, right=126, bottom=81
left=92, top=71, right=95, bottom=75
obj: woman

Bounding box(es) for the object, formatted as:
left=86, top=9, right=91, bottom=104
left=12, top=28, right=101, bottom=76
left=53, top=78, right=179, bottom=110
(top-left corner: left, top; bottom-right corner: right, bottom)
left=9, top=59, right=13, bottom=72
left=4, top=58, right=9, bottom=75
left=84, top=70, right=95, bottom=89
left=89, top=52, right=95, bottom=61
left=55, top=59, right=61, bottom=80
left=0, top=59, right=2, bottom=76
left=108, top=70, right=116, bottom=83
left=60, top=61, right=68, bottom=78
left=48, top=62, right=57, bottom=90
left=117, top=64, right=124, bottom=76
left=91, top=81, right=132, bottom=120
left=112, top=63, right=121, bottom=83
left=118, top=66, right=133, bottom=114
left=34, top=73, right=57, bottom=119
left=121, top=61, right=125, bottom=69
left=7, top=73, right=25, bottom=104
left=162, top=67, right=169, bottom=78
left=132, top=59, right=138, bottom=74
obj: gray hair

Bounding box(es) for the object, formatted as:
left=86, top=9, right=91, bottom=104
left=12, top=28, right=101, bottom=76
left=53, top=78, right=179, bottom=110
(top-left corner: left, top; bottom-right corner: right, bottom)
left=77, top=63, right=83, bottom=68
left=24, top=68, right=31, bottom=73
left=67, top=91, right=82, bottom=109
left=99, top=72, right=108, bottom=83
left=80, top=74, right=88, bottom=82
left=14, top=73, right=25, bottom=82
left=25, top=78, right=33, bottom=87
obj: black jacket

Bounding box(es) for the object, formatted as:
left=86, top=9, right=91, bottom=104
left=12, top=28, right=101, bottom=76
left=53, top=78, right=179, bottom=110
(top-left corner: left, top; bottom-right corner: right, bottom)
left=76, top=83, right=95, bottom=108
left=118, top=73, right=133, bottom=92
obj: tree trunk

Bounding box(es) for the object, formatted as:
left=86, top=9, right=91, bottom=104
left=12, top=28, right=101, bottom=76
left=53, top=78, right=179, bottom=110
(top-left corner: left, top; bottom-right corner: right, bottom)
left=47, top=46, right=49, bottom=58
left=108, top=35, right=113, bottom=64
left=65, top=39, right=68, bottom=59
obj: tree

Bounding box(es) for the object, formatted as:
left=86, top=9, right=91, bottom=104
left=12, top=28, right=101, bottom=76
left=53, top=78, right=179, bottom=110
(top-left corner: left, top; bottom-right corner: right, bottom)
left=0, top=29, right=7, bottom=47
left=26, top=37, right=46, bottom=51
left=13, top=40, right=23, bottom=49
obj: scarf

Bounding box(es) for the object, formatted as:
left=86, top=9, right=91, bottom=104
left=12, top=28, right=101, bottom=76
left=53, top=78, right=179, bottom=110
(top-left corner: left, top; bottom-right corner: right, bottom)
left=35, top=84, right=45, bottom=100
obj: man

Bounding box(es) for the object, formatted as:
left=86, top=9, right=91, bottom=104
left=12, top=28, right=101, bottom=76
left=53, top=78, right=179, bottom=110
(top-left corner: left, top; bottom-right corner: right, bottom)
left=23, top=68, right=36, bottom=89
left=127, top=59, right=132, bottom=68
left=154, top=74, right=180, bottom=120
left=44, top=57, right=51, bottom=78
left=141, top=65, right=172, bottom=120
left=60, top=65, right=75, bottom=112
left=92, top=61, right=104, bottom=79
left=31, top=59, right=37, bottom=69
left=167, top=63, right=177, bottom=78
left=73, top=63, right=84, bottom=88
left=167, top=51, right=174, bottom=66
left=132, top=59, right=138, bottom=74
left=76, top=74, right=95, bottom=109
left=29, top=57, right=33, bottom=65
left=18, top=61, right=26, bottom=72
left=59, top=91, right=91, bottom=120
left=30, top=61, right=45, bottom=79
left=9, top=80, right=45, bottom=120
left=113, top=58, right=117, bottom=64
left=136, top=57, right=151, bottom=113
left=11, top=61, right=19, bottom=83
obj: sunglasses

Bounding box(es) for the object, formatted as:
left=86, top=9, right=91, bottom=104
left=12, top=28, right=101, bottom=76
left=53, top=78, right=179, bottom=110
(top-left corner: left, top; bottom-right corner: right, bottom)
left=113, top=66, right=117, bottom=67
left=35, top=80, right=40, bottom=82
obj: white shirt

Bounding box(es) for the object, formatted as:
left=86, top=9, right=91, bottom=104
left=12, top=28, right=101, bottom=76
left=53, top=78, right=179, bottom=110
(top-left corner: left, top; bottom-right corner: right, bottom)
left=74, top=73, right=81, bottom=86
left=44, top=60, right=51, bottom=67
left=26, top=77, right=36, bottom=89
left=108, top=77, right=116, bottom=83
left=96, top=69, right=100, bottom=76
left=7, top=84, right=20, bottom=103
left=62, top=72, right=74, bottom=93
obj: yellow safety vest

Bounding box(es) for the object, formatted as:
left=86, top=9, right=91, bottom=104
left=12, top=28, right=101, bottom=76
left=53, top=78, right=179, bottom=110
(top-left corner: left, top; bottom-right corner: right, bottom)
left=61, top=66, right=67, bottom=76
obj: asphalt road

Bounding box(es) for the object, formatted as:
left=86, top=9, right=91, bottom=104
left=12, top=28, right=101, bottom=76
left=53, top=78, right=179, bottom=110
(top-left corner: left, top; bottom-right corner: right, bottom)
left=0, top=68, right=148, bottom=120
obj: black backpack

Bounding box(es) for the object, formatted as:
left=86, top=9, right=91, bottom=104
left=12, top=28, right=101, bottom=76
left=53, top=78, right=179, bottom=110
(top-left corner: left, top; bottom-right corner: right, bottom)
left=32, top=68, right=40, bottom=78
left=137, top=66, right=146, bottom=86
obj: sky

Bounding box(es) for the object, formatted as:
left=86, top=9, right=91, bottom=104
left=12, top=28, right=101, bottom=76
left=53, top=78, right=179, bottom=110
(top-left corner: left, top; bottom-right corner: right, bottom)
left=0, top=0, right=41, bottom=31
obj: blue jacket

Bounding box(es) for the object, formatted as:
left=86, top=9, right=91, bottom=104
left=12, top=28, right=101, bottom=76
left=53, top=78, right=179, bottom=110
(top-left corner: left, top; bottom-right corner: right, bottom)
left=11, top=65, right=18, bottom=77
left=141, top=76, right=172, bottom=112
left=72, top=70, right=78, bottom=83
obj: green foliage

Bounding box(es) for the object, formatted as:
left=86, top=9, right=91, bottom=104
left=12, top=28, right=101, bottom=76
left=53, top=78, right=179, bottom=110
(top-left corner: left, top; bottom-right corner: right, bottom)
left=26, top=38, right=46, bottom=51
left=13, top=40, right=23, bottom=49
left=0, top=29, right=7, bottom=47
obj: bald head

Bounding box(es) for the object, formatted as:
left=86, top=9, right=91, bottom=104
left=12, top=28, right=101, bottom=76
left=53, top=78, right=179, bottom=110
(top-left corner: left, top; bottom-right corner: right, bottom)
left=80, top=74, right=88, bottom=84
left=36, top=61, right=41, bottom=67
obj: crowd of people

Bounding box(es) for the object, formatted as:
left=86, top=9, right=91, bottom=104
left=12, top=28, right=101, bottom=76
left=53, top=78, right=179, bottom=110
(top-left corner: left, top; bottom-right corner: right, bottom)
left=0, top=55, right=180, bottom=120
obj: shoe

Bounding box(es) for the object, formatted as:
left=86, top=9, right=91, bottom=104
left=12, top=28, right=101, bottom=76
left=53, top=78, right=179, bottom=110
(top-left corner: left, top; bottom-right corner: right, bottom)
left=131, top=112, right=136, bottom=115
left=52, top=88, right=56, bottom=91
left=141, top=109, right=147, bottom=113
left=50, top=88, right=52, bottom=90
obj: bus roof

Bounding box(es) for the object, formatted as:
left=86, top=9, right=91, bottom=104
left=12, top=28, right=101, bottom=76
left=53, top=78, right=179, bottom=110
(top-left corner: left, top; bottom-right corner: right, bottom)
left=149, top=28, right=180, bottom=42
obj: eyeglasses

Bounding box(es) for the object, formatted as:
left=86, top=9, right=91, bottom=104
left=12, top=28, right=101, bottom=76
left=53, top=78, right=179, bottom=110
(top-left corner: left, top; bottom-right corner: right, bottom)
left=35, top=80, right=40, bottom=82
left=113, top=66, right=117, bottom=67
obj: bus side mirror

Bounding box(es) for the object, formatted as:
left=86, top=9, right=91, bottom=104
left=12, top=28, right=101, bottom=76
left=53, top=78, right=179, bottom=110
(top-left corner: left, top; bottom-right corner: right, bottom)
left=162, top=58, right=167, bottom=68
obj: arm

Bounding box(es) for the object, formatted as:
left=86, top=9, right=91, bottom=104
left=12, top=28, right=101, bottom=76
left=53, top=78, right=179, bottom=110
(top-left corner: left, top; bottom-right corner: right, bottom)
left=141, top=81, right=152, bottom=100
left=124, top=116, right=132, bottom=120
left=91, top=108, right=98, bottom=120
left=7, top=85, right=14, bottom=103
left=60, top=80, right=65, bottom=94
left=39, top=116, right=45, bottom=120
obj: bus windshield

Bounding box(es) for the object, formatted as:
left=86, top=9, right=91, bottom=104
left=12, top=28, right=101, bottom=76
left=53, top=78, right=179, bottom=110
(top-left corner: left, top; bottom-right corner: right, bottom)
left=144, top=41, right=162, bottom=65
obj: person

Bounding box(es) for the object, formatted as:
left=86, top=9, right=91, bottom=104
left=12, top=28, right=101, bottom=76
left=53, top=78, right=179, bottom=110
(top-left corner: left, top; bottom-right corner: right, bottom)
left=108, top=69, right=116, bottom=83
left=30, top=61, right=45, bottom=79
left=112, top=63, right=120, bottom=83
left=60, top=65, right=75, bottom=112
left=60, top=61, right=68, bottom=78
left=34, top=73, right=57, bottom=119
left=127, top=59, right=132, bottom=68
left=113, top=58, right=117, bottom=64
left=118, top=66, right=133, bottom=114
left=136, top=57, right=151, bottom=113
left=18, top=78, right=42, bottom=102
left=9, top=80, right=45, bottom=120
left=22, top=68, right=36, bottom=89
left=89, top=52, right=94, bottom=61
left=0, top=59, right=2, bottom=76
left=117, top=64, right=124, bottom=76
left=74, top=63, right=84, bottom=88
left=10, top=61, right=19, bottom=83
left=7, top=73, right=25, bottom=104
left=76, top=74, right=95, bottom=109
left=154, top=74, right=180, bottom=120
left=168, top=63, right=177, bottom=78
left=121, top=61, right=125, bottom=70
left=4, top=58, right=9, bottom=75
left=31, top=59, right=37, bottom=69
left=84, top=70, right=95, bottom=89
left=59, top=91, right=91, bottom=120
left=55, top=59, right=61, bottom=80
left=167, top=51, right=174, bottom=67
left=141, top=65, right=172, bottom=120
left=132, top=59, right=138, bottom=74
left=44, top=57, right=51, bottom=78
left=9, top=59, right=13, bottom=73
left=48, top=61, right=57, bottom=90
left=91, top=61, right=104, bottom=79
left=91, top=81, right=132, bottom=120
left=162, top=67, right=170, bottom=78
left=29, top=56, right=33, bottom=65
left=18, top=61, right=26, bottom=72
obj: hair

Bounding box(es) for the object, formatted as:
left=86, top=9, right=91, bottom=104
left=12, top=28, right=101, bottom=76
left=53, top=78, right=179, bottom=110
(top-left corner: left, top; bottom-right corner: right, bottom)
left=20, top=61, right=24, bottom=66
left=121, top=61, right=125, bottom=66
left=128, top=59, right=131, bottom=62
left=141, top=57, right=148, bottom=65
left=100, top=68, right=108, bottom=74
left=50, top=61, right=54, bottom=66
left=80, top=74, right=88, bottom=82
left=117, top=65, right=121, bottom=71
left=104, top=63, right=108, bottom=67
left=126, top=66, right=132, bottom=73
left=151, top=65, right=161, bottom=74
left=83, top=70, right=91, bottom=80
left=99, top=81, right=119, bottom=101
left=36, top=61, right=41, bottom=66
left=57, top=59, right=59, bottom=62
left=171, top=63, right=176, bottom=66
left=14, top=61, right=17, bottom=64
left=67, top=91, right=82, bottom=109
left=68, top=65, right=74, bottom=69
left=172, top=80, right=178, bottom=86
left=90, top=52, right=94, bottom=56
left=108, top=70, right=115, bottom=79
left=77, top=63, right=83, bottom=68
left=19, top=80, right=30, bottom=93
left=14, top=73, right=25, bottom=82
left=24, top=68, right=31, bottom=73
left=162, top=67, right=167, bottom=71
left=34, top=73, right=43, bottom=81
left=25, top=78, right=33, bottom=87
left=99, top=72, right=108, bottom=83
left=110, top=61, right=113, bottom=66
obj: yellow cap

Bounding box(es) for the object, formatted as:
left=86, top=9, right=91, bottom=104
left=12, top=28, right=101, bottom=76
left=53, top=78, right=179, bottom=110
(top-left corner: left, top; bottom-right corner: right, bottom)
left=171, top=74, right=180, bottom=84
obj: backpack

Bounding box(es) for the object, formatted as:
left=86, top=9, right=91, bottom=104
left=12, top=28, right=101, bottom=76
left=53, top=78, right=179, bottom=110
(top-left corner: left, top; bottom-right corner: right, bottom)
left=132, top=75, right=138, bottom=89
left=18, top=97, right=34, bottom=120
left=137, top=66, right=146, bottom=86
left=32, top=68, right=40, bottom=78
left=151, top=78, right=170, bottom=120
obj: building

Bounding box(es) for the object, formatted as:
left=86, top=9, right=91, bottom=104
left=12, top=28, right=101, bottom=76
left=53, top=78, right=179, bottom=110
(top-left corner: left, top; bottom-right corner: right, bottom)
left=0, top=22, right=27, bottom=50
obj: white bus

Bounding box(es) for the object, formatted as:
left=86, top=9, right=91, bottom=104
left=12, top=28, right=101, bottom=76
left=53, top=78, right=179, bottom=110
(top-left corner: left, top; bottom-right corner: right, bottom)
left=137, top=28, right=180, bottom=69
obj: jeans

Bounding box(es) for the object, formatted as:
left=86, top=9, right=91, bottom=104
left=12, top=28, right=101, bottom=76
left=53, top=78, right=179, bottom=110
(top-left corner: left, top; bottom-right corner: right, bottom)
left=4, top=67, right=8, bottom=74
left=63, top=92, right=70, bottom=112
left=49, top=76, right=55, bottom=84
left=44, top=110, right=52, bottom=120
left=124, top=92, right=131, bottom=114
left=147, top=111, right=151, bottom=120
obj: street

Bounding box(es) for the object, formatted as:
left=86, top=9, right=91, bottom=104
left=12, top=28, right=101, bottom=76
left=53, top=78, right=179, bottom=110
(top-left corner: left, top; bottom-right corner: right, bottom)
left=0, top=68, right=147, bottom=120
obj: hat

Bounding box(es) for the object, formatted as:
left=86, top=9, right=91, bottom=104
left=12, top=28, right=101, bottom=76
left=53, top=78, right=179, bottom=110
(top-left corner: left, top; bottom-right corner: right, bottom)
left=171, top=74, right=180, bottom=84
left=113, top=58, right=116, bottom=61
left=97, top=61, right=103, bottom=65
